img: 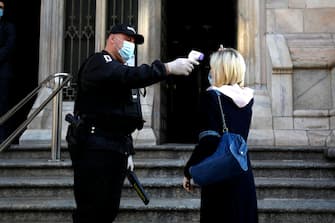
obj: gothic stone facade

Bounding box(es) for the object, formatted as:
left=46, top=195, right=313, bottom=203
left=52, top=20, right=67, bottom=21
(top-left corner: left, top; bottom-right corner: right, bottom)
left=25, top=0, right=335, bottom=147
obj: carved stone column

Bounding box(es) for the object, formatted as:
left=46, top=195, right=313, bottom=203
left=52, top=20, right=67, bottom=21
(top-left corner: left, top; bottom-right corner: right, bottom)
left=267, top=34, right=293, bottom=123
left=95, top=0, right=107, bottom=52
left=327, top=66, right=335, bottom=147
left=20, top=0, right=66, bottom=143
left=237, top=0, right=267, bottom=87
left=237, top=0, right=274, bottom=146
left=28, top=0, right=66, bottom=129
left=132, top=0, right=162, bottom=145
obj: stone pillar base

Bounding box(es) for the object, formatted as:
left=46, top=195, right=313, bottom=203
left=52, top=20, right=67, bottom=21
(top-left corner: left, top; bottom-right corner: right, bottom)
left=132, top=127, right=156, bottom=145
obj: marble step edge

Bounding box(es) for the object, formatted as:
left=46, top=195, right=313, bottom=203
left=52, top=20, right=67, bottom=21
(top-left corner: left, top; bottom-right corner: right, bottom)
left=0, top=176, right=334, bottom=189
left=0, top=198, right=335, bottom=213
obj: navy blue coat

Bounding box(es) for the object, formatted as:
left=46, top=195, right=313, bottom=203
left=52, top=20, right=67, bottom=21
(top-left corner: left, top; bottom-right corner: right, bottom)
left=0, top=19, right=15, bottom=141
left=184, top=89, right=258, bottom=223
left=0, top=19, right=15, bottom=79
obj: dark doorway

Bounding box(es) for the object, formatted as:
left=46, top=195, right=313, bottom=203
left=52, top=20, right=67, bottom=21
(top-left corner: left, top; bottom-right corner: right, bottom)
left=165, top=1, right=237, bottom=143
left=4, top=0, right=41, bottom=140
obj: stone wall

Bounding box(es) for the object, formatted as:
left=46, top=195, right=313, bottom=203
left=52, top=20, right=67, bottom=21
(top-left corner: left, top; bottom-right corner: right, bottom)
left=265, top=0, right=335, bottom=146
left=21, top=0, right=335, bottom=147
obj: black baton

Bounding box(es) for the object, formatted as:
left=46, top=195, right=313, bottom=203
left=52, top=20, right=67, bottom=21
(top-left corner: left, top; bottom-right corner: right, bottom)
left=127, top=170, right=150, bottom=205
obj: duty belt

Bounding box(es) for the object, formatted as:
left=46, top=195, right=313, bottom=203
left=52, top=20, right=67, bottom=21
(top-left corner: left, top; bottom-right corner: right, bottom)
left=87, top=124, right=131, bottom=140
left=78, top=114, right=134, bottom=136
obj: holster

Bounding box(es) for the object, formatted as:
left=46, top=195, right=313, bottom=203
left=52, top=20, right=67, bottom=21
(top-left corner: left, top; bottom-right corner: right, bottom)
left=65, top=114, right=88, bottom=161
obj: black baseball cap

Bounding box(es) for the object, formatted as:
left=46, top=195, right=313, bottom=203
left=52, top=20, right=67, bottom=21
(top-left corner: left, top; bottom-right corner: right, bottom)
left=110, top=24, right=144, bottom=45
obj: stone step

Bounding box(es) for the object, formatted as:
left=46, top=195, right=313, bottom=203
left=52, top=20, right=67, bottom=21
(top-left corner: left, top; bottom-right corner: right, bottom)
left=0, top=197, right=74, bottom=223
left=248, top=146, right=327, bottom=161
left=257, top=198, right=335, bottom=223
left=1, top=142, right=333, bottom=223
left=133, top=159, right=335, bottom=178
left=0, top=158, right=334, bottom=178
left=251, top=160, right=335, bottom=178
left=0, top=197, right=335, bottom=223
left=0, top=159, right=73, bottom=177
left=1, top=144, right=70, bottom=160
left=1, top=176, right=334, bottom=200
left=255, top=177, right=335, bottom=199
left=135, top=145, right=328, bottom=161
left=0, top=176, right=74, bottom=198
left=123, top=177, right=335, bottom=200
left=2, top=144, right=329, bottom=161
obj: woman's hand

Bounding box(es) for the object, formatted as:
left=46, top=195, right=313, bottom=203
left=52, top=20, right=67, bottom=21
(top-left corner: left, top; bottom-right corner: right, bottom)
left=183, top=176, right=193, bottom=192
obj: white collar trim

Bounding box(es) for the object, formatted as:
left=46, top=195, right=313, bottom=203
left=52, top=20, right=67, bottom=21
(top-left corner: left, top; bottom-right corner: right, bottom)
left=208, top=84, right=254, bottom=108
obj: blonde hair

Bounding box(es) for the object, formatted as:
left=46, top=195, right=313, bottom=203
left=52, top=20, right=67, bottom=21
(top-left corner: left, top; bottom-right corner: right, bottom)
left=209, top=48, right=246, bottom=87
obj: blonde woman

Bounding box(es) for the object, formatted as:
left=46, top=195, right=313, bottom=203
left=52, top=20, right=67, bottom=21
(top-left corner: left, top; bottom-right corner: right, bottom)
left=183, top=47, right=258, bottom=223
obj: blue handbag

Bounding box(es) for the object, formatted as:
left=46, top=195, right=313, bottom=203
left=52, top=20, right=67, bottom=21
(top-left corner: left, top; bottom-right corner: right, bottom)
left=189, top=91, right=248, bottom=186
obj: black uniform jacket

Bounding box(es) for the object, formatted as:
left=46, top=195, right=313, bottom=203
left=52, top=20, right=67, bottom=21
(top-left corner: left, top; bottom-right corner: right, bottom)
left=75, top=50, right=167, bottom=134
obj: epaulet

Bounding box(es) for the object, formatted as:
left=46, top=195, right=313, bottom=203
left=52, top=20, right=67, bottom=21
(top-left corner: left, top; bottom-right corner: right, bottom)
left=101, top=51, right=113, bottom=63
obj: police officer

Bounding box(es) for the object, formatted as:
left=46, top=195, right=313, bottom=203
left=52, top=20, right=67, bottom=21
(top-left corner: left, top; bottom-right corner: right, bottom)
left=67, top=23, right=199, bottom=223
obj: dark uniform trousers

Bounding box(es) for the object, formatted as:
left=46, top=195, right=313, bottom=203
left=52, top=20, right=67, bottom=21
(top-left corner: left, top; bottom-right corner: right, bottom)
left=70, top=133, right=129, bottom=223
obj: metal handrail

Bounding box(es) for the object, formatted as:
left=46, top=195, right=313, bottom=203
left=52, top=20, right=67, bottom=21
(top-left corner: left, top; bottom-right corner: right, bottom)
left=0, top=73, right=72, bottom=161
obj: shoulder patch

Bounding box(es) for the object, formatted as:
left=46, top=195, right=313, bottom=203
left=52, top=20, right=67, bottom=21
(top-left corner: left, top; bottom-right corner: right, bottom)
left=103, top=55, right=113, bottom=63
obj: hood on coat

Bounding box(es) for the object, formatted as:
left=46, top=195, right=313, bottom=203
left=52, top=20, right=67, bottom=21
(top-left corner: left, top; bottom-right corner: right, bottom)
left=209, top=84, right=254, bottom=108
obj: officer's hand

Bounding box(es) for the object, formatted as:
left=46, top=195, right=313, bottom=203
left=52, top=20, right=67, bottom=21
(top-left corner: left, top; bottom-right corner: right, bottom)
left=127, top=155, right=134, bottom=171
left=166, top=58, right=199, bottom=75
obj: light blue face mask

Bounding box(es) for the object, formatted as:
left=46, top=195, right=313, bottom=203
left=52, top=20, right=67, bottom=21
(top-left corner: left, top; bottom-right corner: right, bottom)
left=208, top=72, right=214, bottom=85
left=0, top=9, right=3, bottom=17
left=119, top=40, right=135, bottom=62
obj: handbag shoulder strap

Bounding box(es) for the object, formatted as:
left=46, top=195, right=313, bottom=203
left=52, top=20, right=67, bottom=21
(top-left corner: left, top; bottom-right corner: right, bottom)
left=214, top=91, right=228, bottom=133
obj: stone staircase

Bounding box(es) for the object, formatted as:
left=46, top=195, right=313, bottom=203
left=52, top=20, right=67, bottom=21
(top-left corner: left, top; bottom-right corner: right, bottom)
left=0, top=143, right=335, bottom=223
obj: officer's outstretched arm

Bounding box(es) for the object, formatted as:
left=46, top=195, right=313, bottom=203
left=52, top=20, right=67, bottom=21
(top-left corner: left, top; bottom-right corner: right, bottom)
left=165, top=58, right=199, bottom=76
